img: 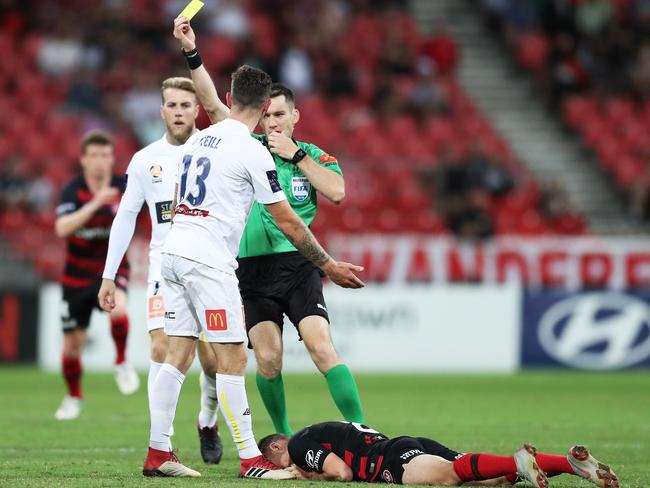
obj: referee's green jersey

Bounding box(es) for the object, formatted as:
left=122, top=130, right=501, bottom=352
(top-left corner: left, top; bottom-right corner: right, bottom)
left=238, top=134, right=342, bottom=258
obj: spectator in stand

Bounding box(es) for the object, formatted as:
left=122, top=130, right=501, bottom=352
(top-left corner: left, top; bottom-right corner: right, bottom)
left=547, top=32, right=589, bottom=106
left=279, top=36, right=315, bottom=94
left=0, top=157, right=28, bottom=210
left=420, top=22, right=458, bottom=76
left=575, top=0, right=613, bottom=37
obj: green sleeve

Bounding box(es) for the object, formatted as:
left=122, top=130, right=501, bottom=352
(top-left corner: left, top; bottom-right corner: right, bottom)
left=303, top=143, right=343, bottom=176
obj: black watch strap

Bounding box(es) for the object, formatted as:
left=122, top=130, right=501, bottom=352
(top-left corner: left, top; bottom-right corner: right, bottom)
left=291, top=148, right=307, bottom=164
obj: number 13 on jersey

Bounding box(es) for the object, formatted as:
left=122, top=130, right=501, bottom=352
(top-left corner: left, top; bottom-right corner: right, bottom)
left=179, top=154, right=212, bottom=206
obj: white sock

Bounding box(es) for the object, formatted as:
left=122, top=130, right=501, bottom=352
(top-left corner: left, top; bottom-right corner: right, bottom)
left=216, top=373, right=260, bottom=460
left=148, top=360, right=163, bottom=403
left=149, top=363, right=185, bottom=451
left=198, top=370, right=219, bottom=429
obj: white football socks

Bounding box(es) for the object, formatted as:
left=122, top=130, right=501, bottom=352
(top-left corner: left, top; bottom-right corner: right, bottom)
left=149, top=363, right=185, bottom=451
left=198, top=370, right=218, bottom=429
left=216, top=373, right=261, bottom=460
left=148, top=360, right=163, bottom=403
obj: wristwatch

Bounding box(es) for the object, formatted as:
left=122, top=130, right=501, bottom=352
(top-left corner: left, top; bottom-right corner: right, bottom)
left=290, top=148, right=307, bottom=164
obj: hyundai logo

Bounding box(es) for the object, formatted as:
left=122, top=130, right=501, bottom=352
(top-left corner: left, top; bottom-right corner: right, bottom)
left=538, top=293, right=650, bottom=369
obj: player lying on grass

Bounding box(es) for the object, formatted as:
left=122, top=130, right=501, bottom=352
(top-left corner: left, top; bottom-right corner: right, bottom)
left=258, top=421, right=619, bottom=488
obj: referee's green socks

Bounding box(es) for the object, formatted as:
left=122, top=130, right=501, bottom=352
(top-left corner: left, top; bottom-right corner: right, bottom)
left=256, top=372, right=293, bottom=435
left=325, top=364, right=365, bottom=424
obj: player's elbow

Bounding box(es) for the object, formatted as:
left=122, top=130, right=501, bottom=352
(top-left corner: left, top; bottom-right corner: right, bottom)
left=54, top=220, right=71, bottom=239
left=330, top=187, right=345, bottom=205
left=335, top=465, right=353, bottom=482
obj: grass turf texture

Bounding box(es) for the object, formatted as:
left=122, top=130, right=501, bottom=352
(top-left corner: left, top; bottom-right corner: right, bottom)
left=0, top=368, right=648, bottom=487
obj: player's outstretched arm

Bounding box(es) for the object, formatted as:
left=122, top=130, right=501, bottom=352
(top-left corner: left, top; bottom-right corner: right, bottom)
left=264, top=200, right=364, bottom=289
left=267, top=133, right=345, bottom=204
left=55, top=187, right=118, bottom=238
left=287, top=455, right=353, bottom=482
left=173, top=16, right=230, bottom=124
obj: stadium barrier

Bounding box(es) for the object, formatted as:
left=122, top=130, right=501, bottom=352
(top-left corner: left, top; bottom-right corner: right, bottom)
left=0, top=288, right=39, bottom=363
left=34, top=236, right=650, bottom=372
left=37, top=283, right=521, bottom=373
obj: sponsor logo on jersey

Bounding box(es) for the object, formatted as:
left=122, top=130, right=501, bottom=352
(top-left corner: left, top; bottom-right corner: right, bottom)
left=266, top=170, right=282, bottom=193
left=176, top=204, right=209, bottom=217
left=538, top=292, right=650, bottom=369
left=319, top=153, right=337, bottom=164
left=164, top=311, right=176, bottom=320
left=399, top=449, right=424, bottom=460
left=317, top=303, right=327, bottom=312
left=305, top=450, right=315, bottom=468
left=150, top=164, right=163, bottom=182
left=155, top=200, right=173, bottom=224
left=74, top=227, right=111, bottom=239
left=148, top=296, right=164, bottom=319
left=291, top=177, right=311, bottom=202
left=382, top=470, right=394, bottom=483
left=206, top=309, right=228, bottom=331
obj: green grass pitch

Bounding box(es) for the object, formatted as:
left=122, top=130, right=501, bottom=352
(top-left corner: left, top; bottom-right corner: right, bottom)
left=1, top=367, right=648, bottom=487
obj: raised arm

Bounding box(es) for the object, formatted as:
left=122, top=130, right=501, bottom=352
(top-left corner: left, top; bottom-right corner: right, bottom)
left=173, top=16, right=230, bottom=124
left=264, top=199, right=364, bottom=288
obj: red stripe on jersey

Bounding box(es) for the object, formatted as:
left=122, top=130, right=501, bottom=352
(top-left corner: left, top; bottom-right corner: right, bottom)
left=321, top=443, right=332, bottom=451
left=68, top=235, right=93, bottom=248
left=62, top=275, right=95, bottom=288
left=344, top=450, right=354, bottom=467
left=358, top=456, right=367, bottom=480
left=76, top=189, right=92, bottom=202
left=369, top=456, right=384, bottom=482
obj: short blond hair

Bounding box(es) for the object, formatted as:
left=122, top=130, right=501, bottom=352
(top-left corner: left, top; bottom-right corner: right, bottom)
left=161, top=77, right=197, bottom=102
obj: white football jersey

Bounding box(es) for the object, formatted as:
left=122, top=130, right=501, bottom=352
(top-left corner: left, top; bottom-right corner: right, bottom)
left=163, top=119, right=286, bottom=273
left=120, top=134, right=183, bottom=282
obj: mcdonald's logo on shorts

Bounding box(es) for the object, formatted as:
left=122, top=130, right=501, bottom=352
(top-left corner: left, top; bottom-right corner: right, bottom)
left=148, top=296, right=165, bottom=318
left=205, top=309, right=228, bottom=331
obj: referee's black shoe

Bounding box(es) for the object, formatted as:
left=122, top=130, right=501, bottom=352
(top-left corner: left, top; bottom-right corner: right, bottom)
left=198, top=424, right=223, bottom=464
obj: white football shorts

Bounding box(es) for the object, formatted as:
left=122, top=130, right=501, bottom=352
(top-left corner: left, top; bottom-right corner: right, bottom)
left=161, top=253, right=245, bottom=343
left=146, top=280, right=165, bottom=332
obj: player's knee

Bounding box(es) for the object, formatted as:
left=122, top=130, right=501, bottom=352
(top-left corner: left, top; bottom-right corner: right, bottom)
left=307, top=342, right=339, bottom=371
left=150, top=335, right=168, bottom=363
left=255, top=349, right=282, bottom=378
left=217, top=346, right=247, bottom=375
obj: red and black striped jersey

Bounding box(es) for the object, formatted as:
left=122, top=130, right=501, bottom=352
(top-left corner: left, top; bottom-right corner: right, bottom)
left=288, top=421, right=390, bottom=482
left=56, top=174, right=129, bottom=288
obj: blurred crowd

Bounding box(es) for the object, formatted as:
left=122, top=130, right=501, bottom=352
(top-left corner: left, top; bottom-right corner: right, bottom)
left=0, top=0, right=588, bottom=280
left=480, top=0, right=650, bottom=106
left=480, top=0, right=650, bottom=223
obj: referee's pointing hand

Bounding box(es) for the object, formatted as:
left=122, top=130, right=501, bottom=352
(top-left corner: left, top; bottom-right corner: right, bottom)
left=322, top=261, right=365, bottom=289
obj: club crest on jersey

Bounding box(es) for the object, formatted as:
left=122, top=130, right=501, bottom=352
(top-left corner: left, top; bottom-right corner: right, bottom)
left=382, top=470, right=394, bottom=484
left=150, top=164, right=163, bottom=182
left=291, top=177, right=311, bottom=202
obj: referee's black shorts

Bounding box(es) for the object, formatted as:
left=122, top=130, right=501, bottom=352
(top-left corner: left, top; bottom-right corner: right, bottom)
left=236, top=251, right=329, bottom=348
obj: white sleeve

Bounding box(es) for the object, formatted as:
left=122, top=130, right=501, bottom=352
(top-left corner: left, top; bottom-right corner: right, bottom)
left=120, top=158, right=146, bottom=212
left=102, top=160, right=144, bottom=280
left=102, top=206, right=139, bottom=279
left=248, top=147, right=286, bottom=205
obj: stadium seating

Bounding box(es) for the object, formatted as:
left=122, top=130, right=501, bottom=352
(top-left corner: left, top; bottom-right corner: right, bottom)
left=0, top=1, right=586, bottom=280
left=480, top=0, right=650, bottom=219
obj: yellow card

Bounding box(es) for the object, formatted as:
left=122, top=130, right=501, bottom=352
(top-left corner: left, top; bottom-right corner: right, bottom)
left=178, top=0, right=205, bottom=20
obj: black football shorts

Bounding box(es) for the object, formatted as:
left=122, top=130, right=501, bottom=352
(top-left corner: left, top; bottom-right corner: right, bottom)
left=61, top=278, right=127, bottom=332
left=378, top=436, right=461, bottom=484
left=236, top=252, right=329, bottom=348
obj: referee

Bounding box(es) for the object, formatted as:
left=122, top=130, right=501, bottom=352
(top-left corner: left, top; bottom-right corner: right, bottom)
left=174, top=16, right=365, bottom=435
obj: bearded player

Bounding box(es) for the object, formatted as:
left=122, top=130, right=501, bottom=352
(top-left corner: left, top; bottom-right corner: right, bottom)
left=174, top=16, right=364, bottom=436
left=259, top=421, right=619, bottom=487
left=54, top=130, right=140, bottom=420
left=98, top=78, right=223, bottom=463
